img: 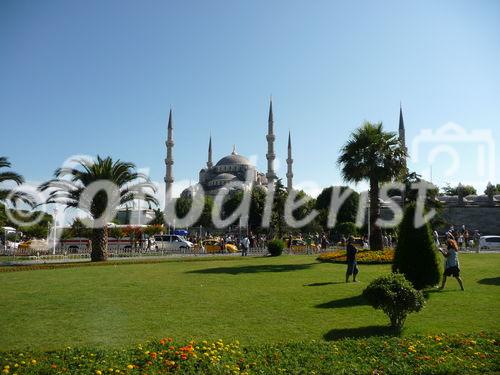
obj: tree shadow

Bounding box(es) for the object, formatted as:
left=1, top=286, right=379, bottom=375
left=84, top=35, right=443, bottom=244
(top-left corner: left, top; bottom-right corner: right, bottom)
left=477, top=277, right=500, bottom=286
left=187, top=263, right=316, bottom=275
left=315, top=294, right=368, bottom=309
left=324, top=325, right=399, bottom=341
left=303, top=281, right=345, bottom=287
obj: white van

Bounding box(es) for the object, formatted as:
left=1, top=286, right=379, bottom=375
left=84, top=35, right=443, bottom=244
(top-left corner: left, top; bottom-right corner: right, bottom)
left=153, top=234, right=193, bottom=252
left=478, top=236, right=500, bottom=251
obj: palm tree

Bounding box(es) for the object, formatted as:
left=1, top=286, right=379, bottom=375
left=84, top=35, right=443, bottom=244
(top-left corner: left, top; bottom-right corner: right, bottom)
left=0, top=156, right=34, bottom=207
left=39, top=156, right=158, bottom=261
left=338, top=122, right=407, bottom=250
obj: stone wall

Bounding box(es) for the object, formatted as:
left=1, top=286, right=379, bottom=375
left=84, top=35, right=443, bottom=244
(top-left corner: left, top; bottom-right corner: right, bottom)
left=378, top=205, right=500, bottom=235
left=440, top=206, right=500, bottom=235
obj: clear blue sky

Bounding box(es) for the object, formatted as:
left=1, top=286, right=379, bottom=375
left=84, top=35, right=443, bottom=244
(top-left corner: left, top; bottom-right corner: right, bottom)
left=1, top=0, right=499, bottom=198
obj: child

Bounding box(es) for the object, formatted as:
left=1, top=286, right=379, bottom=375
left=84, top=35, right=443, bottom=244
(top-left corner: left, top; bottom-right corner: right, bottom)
left=438, top=234, right=465, bottom=291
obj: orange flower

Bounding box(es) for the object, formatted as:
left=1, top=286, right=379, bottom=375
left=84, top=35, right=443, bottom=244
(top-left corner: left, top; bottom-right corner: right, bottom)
left=180, top=354, right=188, bottom=360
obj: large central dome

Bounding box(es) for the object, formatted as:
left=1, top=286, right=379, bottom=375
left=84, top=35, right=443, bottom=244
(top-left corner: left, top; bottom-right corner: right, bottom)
left=215, top=151, right=252, bottom=166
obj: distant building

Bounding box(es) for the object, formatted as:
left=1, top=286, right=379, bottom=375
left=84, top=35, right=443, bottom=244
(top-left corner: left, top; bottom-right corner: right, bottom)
left=115, top=208, right=155, bottom=225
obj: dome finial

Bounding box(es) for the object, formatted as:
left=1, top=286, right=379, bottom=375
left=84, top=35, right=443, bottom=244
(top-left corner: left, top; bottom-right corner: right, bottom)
left=232, top=144, right=237, bottom=155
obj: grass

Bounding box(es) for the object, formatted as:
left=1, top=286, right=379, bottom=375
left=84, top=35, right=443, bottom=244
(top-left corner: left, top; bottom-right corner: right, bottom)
left=0, top=254, right=498, bottom=351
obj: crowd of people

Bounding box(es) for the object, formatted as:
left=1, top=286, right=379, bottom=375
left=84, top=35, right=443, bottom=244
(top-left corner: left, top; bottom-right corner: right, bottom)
left=433, top=225, right=482, bottom=251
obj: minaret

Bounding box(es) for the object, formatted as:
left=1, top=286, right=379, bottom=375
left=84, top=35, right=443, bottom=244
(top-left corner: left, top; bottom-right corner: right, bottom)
left=399, top=103, right=407, bottom=170
left=286, top=131, right=293, bottom=192
left=207, top=135, right=213, bottom=169
left=266, top=98, right=277, bottom=184
left=164, top=109, right=174, bottom=201
left=399, top=103, right=406, bottom=150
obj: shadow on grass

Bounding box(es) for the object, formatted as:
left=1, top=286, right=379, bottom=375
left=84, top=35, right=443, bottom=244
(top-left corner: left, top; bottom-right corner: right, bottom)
left=303, top=281, right=345, bottom=287
left=477, top=277, right=500, bottom=286
left=187, top=263, right=316, bottom=275
left=324, top=325, right=398, bottom=341
left=315, top=294, right=368, bottom=309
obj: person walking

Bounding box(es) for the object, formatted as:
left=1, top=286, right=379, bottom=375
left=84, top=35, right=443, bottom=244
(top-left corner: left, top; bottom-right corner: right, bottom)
left=457, top=233, right=464, bottom=250
left=463, top=230, right=470, bottom=250
left=438, top=234, right=465, bottom=291
left=346, top=236, right=359, bottom=283
left=241, top=236, right=250, bottom=256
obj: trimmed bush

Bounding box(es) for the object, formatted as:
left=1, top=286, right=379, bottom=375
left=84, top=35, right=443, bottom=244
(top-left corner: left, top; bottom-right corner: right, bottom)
left=362, top=273, right=425, bottom=331
left=393, top=203, right=441, bottom=289
left=267, top=239, right=285, bottom=257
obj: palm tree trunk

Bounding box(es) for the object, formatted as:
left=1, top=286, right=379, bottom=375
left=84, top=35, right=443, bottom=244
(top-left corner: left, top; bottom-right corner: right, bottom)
left=91, top=227, right=108, bottom=261
left=369, top=178, right=384, bottom=251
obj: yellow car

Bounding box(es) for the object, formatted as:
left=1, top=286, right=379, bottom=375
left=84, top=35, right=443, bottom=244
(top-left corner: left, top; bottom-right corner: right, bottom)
left=18, top=240, right=32, bottom=250
left=287, top=238, right=319, bottom=253
left=202, top=239, right=239, bottom=253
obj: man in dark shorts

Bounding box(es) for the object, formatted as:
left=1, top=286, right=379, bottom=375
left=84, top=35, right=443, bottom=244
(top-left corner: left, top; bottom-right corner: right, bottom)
left=346, top=236, right=359, bottom=282
left=438, top=233, right=465, bottom=291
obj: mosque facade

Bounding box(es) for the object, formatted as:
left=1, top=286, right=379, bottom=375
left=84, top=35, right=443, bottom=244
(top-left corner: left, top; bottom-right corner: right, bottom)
left=164, top=99, right=293, bottom=199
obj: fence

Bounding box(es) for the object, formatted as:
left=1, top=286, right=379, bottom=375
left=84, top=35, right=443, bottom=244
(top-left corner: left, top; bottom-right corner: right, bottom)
left=0, top=244, right=346, bottom=264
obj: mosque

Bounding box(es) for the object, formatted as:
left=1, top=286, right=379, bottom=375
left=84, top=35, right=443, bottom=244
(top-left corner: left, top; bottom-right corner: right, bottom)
left=163, top=99, right=294, bottom=199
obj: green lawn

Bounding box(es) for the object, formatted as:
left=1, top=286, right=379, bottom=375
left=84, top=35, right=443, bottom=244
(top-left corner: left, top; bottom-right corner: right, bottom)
left=0, top=254, right=498, bottom=351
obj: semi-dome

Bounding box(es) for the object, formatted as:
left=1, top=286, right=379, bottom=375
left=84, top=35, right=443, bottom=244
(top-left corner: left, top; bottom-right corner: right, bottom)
left=213, top=173, right=238, bottom=181
left=215, top=152, right=252, bottom=166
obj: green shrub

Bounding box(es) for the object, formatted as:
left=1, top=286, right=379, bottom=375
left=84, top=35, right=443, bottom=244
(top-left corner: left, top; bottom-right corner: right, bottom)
left=393, top=203, right=441, bottom=289
left=362, top=273, right=425, bottom=331
left=267, top=239, right=285, bottom=257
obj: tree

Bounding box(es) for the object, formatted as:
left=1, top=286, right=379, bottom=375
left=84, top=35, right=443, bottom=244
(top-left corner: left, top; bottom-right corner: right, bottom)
left=0, top=156, right=34, bottom=207
left=39, top=156, right=158, bottom=261
left=148, top=208, right=165, bottom=226
left=248, top=187, right=267, bottom=232
left=175, top=196, right=194, bottom=220
left=194, top=196, right=214, bottom=229
left=270, top=180, right=288, bottom=238
left=442, top=183, right=476, bottom=196
left=338, top=122, right=407, bottom=250
left=393, top=203, right=441, bottom=289
left=334, top=222, right=358, bottom=237
left=484, top=183, right=500, bottom=195
left=394, top=171, right=445, bottom=228
left=315, top=186, right=359, bottom=230
left=69, top=218, right=92, bottom=238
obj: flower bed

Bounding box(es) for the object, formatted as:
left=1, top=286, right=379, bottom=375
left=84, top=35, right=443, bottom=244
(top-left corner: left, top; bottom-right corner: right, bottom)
left=0, top=333, right=498, bottom=374
left=317, top=248, right=395, bottom=264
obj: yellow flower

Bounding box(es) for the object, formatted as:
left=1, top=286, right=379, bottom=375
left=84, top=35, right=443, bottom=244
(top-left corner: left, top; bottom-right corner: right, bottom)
left=95, top=371, right=102, bottom=375
left=30, top=360, right=37, bottom=365
left=127, top=364, right=134, bottom=369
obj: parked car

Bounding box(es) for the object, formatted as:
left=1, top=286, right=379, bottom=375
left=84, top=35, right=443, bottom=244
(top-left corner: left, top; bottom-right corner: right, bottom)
left=153, top=234, right=193, bottom=252
left=478, top=235, right=500, bottom=251
left=287, top=238, right=320, bottom=253
left=201, top=239, right=239, bottom=253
